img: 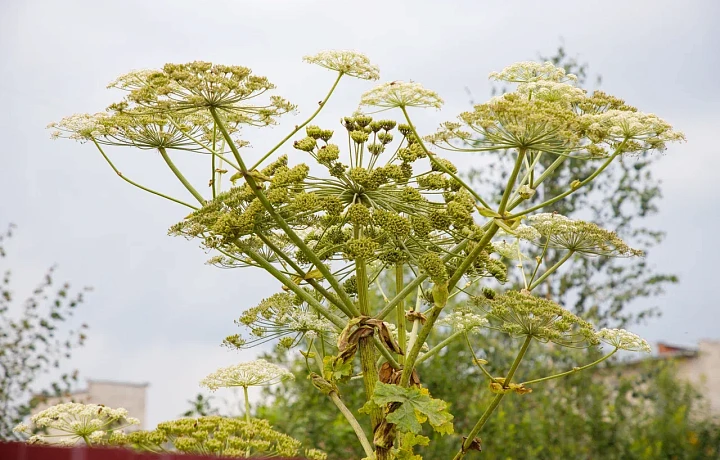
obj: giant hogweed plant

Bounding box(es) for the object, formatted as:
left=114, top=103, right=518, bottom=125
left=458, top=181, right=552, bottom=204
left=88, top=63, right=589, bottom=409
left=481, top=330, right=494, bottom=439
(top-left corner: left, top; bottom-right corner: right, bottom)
left=31, top=51, right=683, bottom=459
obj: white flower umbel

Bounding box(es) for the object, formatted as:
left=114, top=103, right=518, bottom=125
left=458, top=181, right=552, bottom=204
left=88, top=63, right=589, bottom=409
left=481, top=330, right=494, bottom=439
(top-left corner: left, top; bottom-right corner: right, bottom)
left=584, top=109, right=685, bottom=144
left=360, top=81, right=444, bottom=111
left=107, top=69, right=159, bottom=91
left=303, top=50, right=380, bottom=80
left=48, top=113, right=111, bottom=142
left=200, top=359, right=294, bottom=391
left=489, top=61, right=577, bottom=83
left=438, top=311, right=489, bottom=333
left=14, top=403, right=140, bottom=446
left=596, top=328, right=651, bottom=353
left=526, top=213, right=642, bottom=257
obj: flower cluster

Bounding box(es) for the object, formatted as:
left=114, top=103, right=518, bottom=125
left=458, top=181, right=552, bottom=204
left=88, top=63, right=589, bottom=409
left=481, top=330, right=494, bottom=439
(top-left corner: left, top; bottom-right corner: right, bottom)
left=526, top=213, right=642, bottom=257
left=200, top=360, right=294, bottom=390
left=596, top=328, right=651, bottom=353
left=114, top=416, right=314, bottom=458
left=474, top=290, right=598, bottom=347
left=304, top=50, right=380, bottom=80
left=228, top=292, right=337, bottom=349
left=428, top=61, right=683, bottom=159
left=489, top=61, right=578, bottom=83
left=14, top=403, right=140, bottom=446
left=360, top=81, right=444, bottom=110
left=438, top=311, right=489, bottom=333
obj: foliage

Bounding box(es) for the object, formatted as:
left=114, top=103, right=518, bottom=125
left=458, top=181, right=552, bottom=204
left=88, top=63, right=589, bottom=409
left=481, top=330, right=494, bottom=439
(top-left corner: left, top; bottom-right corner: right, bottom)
left=0, top=224, right=91, bottom=440
left=40, top=49, right=684, bottom=459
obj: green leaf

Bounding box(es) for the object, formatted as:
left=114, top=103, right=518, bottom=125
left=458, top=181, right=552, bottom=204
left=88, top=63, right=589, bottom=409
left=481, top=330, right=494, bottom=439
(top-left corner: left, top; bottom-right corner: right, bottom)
left=371, top=382, right=454, bottom=434
left=323, top=355, right=353, bottom=382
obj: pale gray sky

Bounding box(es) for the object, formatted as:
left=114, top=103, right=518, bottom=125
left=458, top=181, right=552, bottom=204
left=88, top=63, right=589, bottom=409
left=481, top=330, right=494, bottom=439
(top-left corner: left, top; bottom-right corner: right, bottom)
left=1, top=0, right=718, bottom=427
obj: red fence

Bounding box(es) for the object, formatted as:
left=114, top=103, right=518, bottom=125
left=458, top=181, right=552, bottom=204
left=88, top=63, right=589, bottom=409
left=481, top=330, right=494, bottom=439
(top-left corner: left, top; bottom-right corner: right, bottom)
left=0, top=442, right=302, bottom=460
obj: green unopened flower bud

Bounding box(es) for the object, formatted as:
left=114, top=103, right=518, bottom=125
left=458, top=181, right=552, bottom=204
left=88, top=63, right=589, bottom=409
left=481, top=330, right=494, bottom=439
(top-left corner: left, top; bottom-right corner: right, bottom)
left=398, top=124, right=412, bottom=136
left=367, top=143, right=384, bottom=155
left=570, top=179, right=581, bottom=190
left=377, top=132, right=393, bottom=144
left=306, top=125, right=323, bottom=139
left=369, top=121, right=384, bottom=132
left=317, top=144, right=340, bottom=163
left=402, top=186, right=422, bottom=202
left=419, top=252, right=448, bottom=284
left=429, top=210, right=452, bottom=230
left=343, top=275, right=358, bottom=295
left=431, top=157, right=458, bottom=174
left=355, top=115, right=372, bottom=127
left=293, top=137, right=317, bottom=152
left=411, top=216, right=432, bottom=237
left=347, top=203, right=371, bottom=226
left=344, top=237, right=379, bottom=260
left=322, top=196, right=344, bottom=216
left=319, top=129, right=334, bottom=142
left=350, top=130, right=369, bottom=144
left=381, top=120, right=397, bottom=131
left=342, top=117, right=356, bottom=131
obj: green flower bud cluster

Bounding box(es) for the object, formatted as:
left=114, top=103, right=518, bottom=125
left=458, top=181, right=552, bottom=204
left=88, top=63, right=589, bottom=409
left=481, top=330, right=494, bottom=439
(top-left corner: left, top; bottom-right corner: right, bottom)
left=317, top=144, right=340, bottom=164
left=373, top=209, right=411, bottom=238
left=344, top=237, right=379, bottom=261
left=293, top=136, right=317, bottom=152
left=347, top=203, right=372, bottom=226
left=232, top=292, right=336, bottom=349
left=419, top=252, right=448, bottom=285
left=119, top=417, right=306, bottom=458
left=305, top=125, right=334, bottom=141
left=474, top=290, right=598, bottom=347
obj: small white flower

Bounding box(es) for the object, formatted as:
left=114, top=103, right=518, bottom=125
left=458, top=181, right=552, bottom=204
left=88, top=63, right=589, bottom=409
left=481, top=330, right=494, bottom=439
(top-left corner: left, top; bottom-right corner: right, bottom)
left=13, top=423, right=29, bottom=433
left=88, top=431, right=106, bottom=443
left=304, top=50, right=380, bottom=80
left=494, top=240, right=522, bottom=260
left=438, top=311, right=489, bottom=333
left=596, top=328, right=651, bottom=353
left=360, top=81, right=444, bottom=110
left=200, top=359, right=294, bottom=390
left=489, top=61, right=577, bottom=83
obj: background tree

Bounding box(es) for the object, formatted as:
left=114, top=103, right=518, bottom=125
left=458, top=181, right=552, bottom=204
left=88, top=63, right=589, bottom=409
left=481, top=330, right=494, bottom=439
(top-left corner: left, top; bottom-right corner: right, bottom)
left=255, top=46, right=697, bottom=459
left=0, top=223, right=91, bottom=439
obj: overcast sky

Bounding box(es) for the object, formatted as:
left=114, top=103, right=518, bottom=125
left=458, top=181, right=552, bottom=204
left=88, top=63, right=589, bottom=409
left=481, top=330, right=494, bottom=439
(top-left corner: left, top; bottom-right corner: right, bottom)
left=1, top=0, right=718, bottom=427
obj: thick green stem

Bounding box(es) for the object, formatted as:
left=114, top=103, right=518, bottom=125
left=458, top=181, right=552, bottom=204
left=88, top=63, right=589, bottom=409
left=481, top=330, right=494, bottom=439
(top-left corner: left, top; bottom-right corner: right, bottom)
left=329, top=391, right=374, bottom=458
left=528, top=250, right=574, bottom=291
left=249, top=72, right=343, bottom=171
left=211, top=108, right=358, bottom=316
left=92, top=141, right=199, bottom=210
left=498, top=148, right=526, bottom=214
left=521, top=349, right=617, bottom=386
left=453, top=335, right=532, bottom=460
left=355, top=231, right=382, bottom=430
left=395, top=264, right=406, bottom=364
left=243, top=386, right=251, bottom=423
left=158, top=147, right=205, bottom=205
